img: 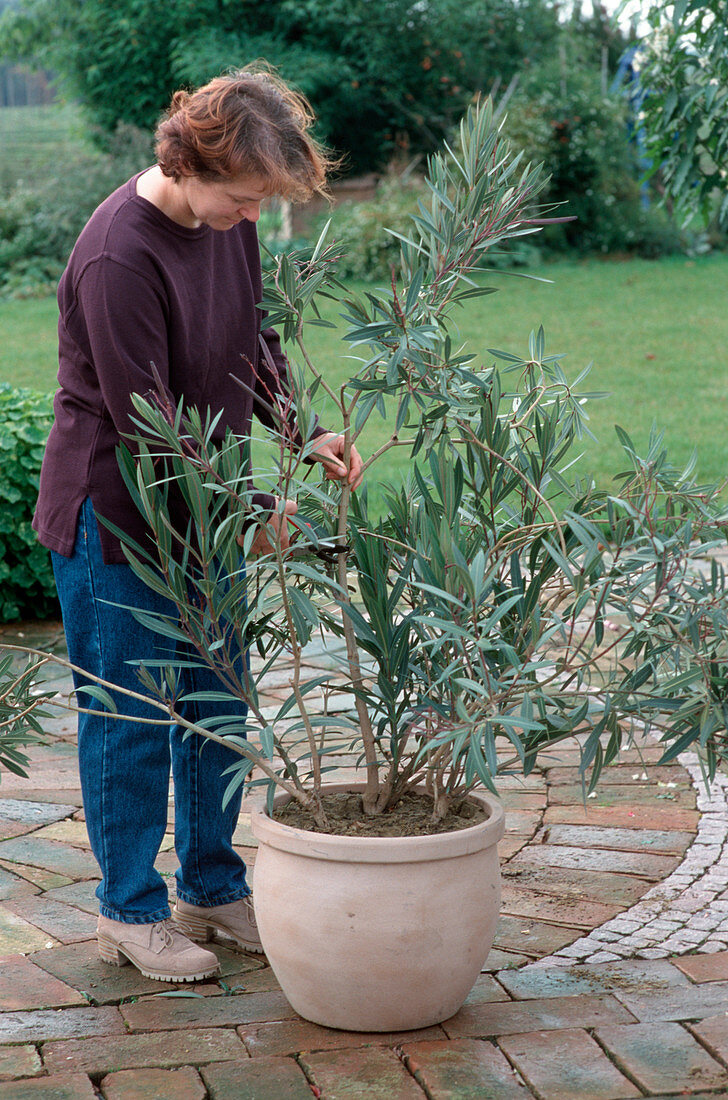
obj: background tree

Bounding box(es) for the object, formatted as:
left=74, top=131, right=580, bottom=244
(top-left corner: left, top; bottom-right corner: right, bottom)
left=0, top=0, right=561, bottom=173
left=632, top=0, right=728, bottom=227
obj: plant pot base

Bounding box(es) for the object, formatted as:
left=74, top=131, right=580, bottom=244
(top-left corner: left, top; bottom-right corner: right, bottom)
left=251, top=785, right=505, bottom=1032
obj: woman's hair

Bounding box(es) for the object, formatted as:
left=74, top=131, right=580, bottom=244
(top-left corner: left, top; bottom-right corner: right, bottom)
left=155, top=64, right=335, bottom=201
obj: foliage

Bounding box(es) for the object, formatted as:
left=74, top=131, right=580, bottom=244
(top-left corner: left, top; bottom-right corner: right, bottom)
left=314, top=175, right=425, bottom=281
left=0, top=651, right=52, bottom=776
left=501, top=15, right=682, bottom=258
left=0, top=102, right=87, bottom=192
left=0, top=384, right=57, bottom=621
left=633, top=0, right=728, bottom=227
left=0, top=0, right=561, bottom=174
left=16, top=99, right=720, bottom=831
left=0, top=123, right=152, bottom=298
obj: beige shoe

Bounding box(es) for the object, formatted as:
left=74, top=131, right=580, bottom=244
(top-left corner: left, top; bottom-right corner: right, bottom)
left=173, top=895, right=264, bottom=954
left=97, top=915, right=219, bottom=982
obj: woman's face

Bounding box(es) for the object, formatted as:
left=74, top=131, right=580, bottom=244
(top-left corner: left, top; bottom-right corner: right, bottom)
left=177, top=173, right=270, bottom=231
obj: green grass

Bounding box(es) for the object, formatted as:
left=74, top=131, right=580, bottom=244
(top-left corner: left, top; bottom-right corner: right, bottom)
left=0, top=297, right=58, bottom=388
left=2, top=253, right=728, bottom=497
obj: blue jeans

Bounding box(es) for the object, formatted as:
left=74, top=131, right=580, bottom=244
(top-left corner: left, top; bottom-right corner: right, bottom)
left=51, top=497, right=250, bottom=923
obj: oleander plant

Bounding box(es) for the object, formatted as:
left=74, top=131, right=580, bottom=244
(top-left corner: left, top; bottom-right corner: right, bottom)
left=5, top=100, right=728, bottom=831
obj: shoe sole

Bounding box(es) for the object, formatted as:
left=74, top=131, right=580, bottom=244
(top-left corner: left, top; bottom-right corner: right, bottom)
left=97, top=932, right=219, bottom=982
left=173, top=906, right=265, bottom=955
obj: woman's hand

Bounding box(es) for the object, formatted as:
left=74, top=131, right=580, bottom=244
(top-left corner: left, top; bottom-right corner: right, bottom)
left=241, top=499, right=299, bottom=556
left=310, top=433, right=364, bottom=490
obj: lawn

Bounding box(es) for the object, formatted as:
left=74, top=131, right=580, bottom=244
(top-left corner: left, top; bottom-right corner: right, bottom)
left=2, top=252, right=727, bottom=498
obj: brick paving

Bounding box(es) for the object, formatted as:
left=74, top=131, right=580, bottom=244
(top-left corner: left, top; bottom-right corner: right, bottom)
left=0, top=622, right=727, bottom=1096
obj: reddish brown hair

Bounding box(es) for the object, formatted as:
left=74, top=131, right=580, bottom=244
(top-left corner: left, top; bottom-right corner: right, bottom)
left=155, top=65, right=334, bottom=201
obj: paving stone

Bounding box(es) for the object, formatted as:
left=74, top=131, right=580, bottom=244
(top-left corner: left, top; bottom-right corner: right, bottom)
left=121, top=989, right=296, bottom=1031
left=35, top=942, right=260, bottom=1001
left=0, top=861, right=72, bottom=891
left=43, top=881, right=101, bottom=916
left=499, top=1027, right=640, bottom=1100
left=611, top=978, right=728, bottom=1022
left=546, top=764, right=689, bottom=786
left=672, top=949, right=728, bottom=983
left=4, top=897, right=97, bottom=945
left=30, top=822, right=93, bottom=849
left=300, top=1047, right=424, bottom=1099
left=221, top=966, right=281, bottom=995
left=99, top=1065, right=206, bottom=1100
left=0, top=908, right=56, bottom=954
left=212, top=947, right=267, bottom=982
left=201, top=1056, right=317, bottom=1099
left=463, top=975, right=511, bottom=1005
left=0, top=1074, right=97, bottom=1099
left=0, top=822, right=37, bottom=840
left=687, top=1012, right=728, bottom=1067
left=0, top=838, right=99, bottom=881
left=0, top=1043, right=42, bottom=1080
left=509, top=844, right=681, bottom=880
left=0, top=955, right=84, bottom=1010
left=0, top=799, right=77, bottom=826
left=492, top=914, right=580, bottom=957
left=503, top=811, right=542, bottom=837
left=496, top=792, right=546, bottom=811
left=43, top=1028, right=247, bottom=1075
left=232, top=816, right=257, bottom=848
left=442, top=994, right=636, bottom=1039
left=0, top=866, right=39, bottom=901
left=0, top=1006, right=123, bottom=1044
left=500, top=885, right=622, bottom=930
left=596, top=1020, right=727, bottom=1093
left=498, top=837, right=529, bottom=860
left=240, top=1019, right=445, bottom=1057
left=0, top=791, right=83, bottom=807
left=402, top=1038, right=532, bottom=1099
left=30, top=941, right=187, bottom=1004
left=610, top=745, right=679, bottom=765
left=0, top=765, right=82, bottom=793
left=497, top=958, right=691, bottom=1001
left=502, top=866, right=652, bottom=906
left=636, top=1096, right=728, bottom=1100
left=543, top=803, right=700, bottom=831
left=548, top=783, right=696, bottom=808
left=481, top=948, right=532, bottom=971
left=495, top=775, right=548, bottom=791
left=542, top=824, right=693, bottom=855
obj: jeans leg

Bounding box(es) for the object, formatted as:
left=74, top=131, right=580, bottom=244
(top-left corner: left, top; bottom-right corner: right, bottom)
left=53, top=498, right=251, bottom=917
left=52, top=498, right=176, bottom=922
left=173, top=631, right=251, bottom=906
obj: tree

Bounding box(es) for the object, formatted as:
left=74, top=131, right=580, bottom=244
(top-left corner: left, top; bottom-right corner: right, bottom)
left=0, top=0, right=561, bottom=173
left=633, top=0, right=728, bottom=226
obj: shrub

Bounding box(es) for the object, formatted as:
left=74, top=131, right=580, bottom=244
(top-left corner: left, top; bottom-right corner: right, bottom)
left=0, top=385, right=58, bottom=622
left=503, top=71, right=685, bottom=259
left=316, top=176, right=425, bottom=281
left=0, top=123, right=152, bottom=299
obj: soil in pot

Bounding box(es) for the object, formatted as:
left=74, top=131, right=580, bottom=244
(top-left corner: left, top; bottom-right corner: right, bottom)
left=274, top=789, right=490, bottom=837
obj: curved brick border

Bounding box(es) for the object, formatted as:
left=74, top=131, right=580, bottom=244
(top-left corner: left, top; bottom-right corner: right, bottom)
left=532, top=753, right=728, bottom=968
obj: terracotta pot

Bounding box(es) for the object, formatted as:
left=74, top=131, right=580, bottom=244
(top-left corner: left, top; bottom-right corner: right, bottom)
left=250, top=784, right=505, bottom=1032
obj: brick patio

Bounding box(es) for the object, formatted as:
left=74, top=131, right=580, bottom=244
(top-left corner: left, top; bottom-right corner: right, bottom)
left=1, top=621, right=727, bottom=1098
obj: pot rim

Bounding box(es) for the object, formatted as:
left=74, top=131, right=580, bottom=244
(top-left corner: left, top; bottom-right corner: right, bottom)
left=250, top=783, right=505, bottom=863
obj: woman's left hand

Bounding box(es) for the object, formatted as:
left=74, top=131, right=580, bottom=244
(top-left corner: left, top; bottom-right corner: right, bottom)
left=310, top=433, right=364, bottom=490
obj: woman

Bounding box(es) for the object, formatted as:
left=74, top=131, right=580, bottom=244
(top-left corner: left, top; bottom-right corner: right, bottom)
left=33, top=67, right=362, bottom=982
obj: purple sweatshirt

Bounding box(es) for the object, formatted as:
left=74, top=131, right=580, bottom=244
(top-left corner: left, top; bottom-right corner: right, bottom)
left=33, top=171, right=321, bottom=563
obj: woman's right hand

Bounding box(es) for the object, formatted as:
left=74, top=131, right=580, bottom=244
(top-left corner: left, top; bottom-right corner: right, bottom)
left=241, top=498, right=299, bottom=556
